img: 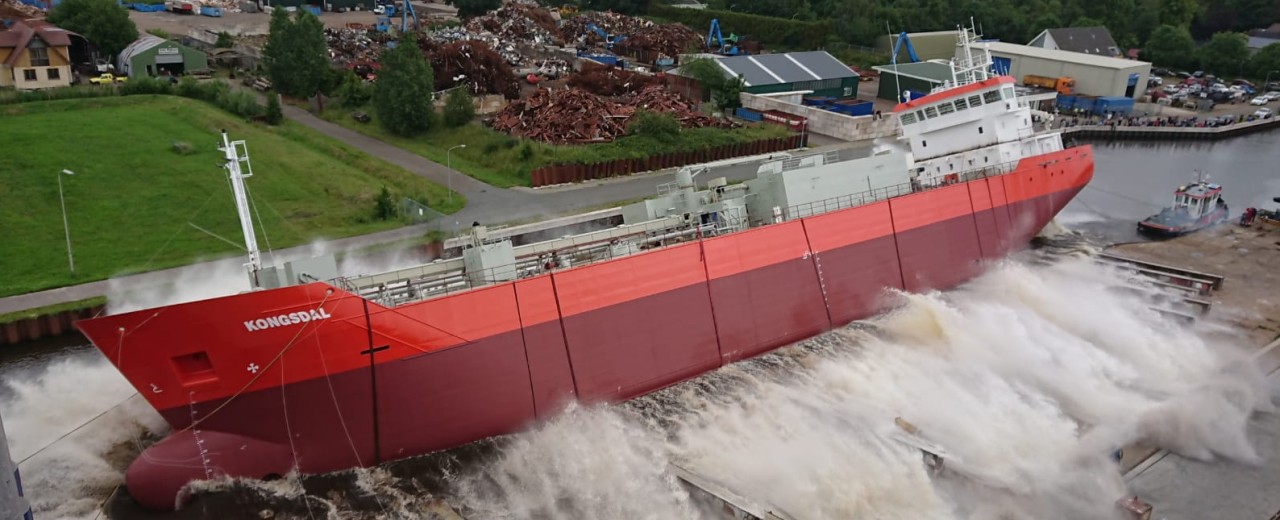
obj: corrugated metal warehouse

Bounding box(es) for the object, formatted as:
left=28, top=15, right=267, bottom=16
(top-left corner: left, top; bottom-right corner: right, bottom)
left=118, top=36, right=208, bottom=78
left=710, top=51, right=859, bottom=98
left=872, top=61, right=953, bottom=101
left=874, top=30, right=959, bottom=62
left=976, top=42, right=1150, bottom=99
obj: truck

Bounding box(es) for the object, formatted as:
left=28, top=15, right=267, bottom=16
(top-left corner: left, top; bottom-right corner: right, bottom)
left=1023, top=74, right=1075, bottom=95
left=88, top=73, right=127, bottom=85
left=1095, top=95, right=1134, bottom=116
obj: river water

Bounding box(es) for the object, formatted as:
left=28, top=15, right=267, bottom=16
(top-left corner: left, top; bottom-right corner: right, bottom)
left=3, top=135, right=1279, bottom=520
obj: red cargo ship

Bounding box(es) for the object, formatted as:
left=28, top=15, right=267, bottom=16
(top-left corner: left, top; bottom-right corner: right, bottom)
left=76, top=30, right=1093, bottom=511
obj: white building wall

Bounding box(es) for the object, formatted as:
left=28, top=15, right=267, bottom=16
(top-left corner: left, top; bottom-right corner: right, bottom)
left=985, top=51, right=1150, bottom=99
left=7, top=65, right=71, bottom=90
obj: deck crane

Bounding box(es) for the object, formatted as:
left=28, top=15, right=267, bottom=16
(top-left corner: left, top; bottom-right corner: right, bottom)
left=706, top=18, right=746, bottom=56
left=890, top=31, right=919, bottom=63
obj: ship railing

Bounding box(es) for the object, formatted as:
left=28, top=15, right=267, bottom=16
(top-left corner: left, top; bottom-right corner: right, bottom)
left=776, top=160, right=1021, bottom=223
left=344, top=218, right=745, bottom=308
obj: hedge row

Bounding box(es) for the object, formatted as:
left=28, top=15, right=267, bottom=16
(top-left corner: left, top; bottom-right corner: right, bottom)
left=647, top=2, right=831, bottom=51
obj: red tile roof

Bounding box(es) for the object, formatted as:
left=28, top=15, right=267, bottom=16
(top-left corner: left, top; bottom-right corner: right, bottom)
left=892, top=75, right=1014, bottom=113
left=1, top=19, right=74, bottom=67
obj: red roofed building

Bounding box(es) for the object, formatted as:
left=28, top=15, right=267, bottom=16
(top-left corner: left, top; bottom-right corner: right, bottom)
left=0, top=19, right=74, bottom=90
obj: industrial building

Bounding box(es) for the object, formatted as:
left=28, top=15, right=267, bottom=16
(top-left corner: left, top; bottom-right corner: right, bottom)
left=117, top=36, right=208, bottom=78
left=703, top=51, right=859, bottom=98
left=874, top=30, right=959, bottom=62
left=871, top=61, right=955, bottom=101
left=977, top=42, right=1150, bottom=99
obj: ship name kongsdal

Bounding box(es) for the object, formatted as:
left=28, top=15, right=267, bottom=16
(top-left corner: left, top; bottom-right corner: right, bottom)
left=243, top=308, right=332, bottom=332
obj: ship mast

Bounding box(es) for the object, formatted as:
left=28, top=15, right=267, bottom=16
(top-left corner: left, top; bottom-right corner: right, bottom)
left=219, top=130, right=263, bottom=288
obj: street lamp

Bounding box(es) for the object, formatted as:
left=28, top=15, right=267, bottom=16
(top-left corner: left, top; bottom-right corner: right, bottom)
left=446, top=144, right=466, bottom=205
left=57, top=169, right=75, bottom=276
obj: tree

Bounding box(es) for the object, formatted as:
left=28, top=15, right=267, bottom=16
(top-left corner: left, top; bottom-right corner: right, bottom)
left=262, top=10, right=330, bottom=99
left=264, top=92, right=283, bottom=125
left=1145, top=25, right=1197, bottom=70
left=442, top=88, right=475, bottom=127
left=373, top=186, right=397, bottom=221
left=680, top=58, right=745, bottom=110
left=445, top=0, right=500, bottom=18
left=374, top=32, right=436, bottom=136
left=47, top=0, right=138, bottom=57
left=1248, top=43, right=1280, bottom=80
left=1198, top=31, right=1250, bottom=76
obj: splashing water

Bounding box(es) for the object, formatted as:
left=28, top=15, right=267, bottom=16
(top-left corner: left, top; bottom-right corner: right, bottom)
left=438, top=257, right=1271, bottom=520
left=1, top=357, right=165, bottom=520
left=13, top=250, right=1273, bottom=519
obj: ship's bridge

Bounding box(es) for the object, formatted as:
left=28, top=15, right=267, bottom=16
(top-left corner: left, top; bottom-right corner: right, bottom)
left=893, top=75, right=1034, bottom=162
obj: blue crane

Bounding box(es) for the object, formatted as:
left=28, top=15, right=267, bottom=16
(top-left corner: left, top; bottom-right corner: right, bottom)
left=891, top=31, right=919, bottom=63
left=706, top=18, right=745, bottom=56
left=583, top=22, right=624, bottom=49
left=399, top=0, right=418, bottom=33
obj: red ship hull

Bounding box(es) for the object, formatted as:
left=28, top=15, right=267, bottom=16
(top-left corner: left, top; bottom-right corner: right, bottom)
left=76, top=146, right=1093, bottom=510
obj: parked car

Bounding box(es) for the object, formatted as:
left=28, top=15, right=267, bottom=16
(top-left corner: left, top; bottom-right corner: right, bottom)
left=1266, top=91, right=1280, bottom=101
left=1192, top=70, right=1205, bottom=78
left=1250, top=96, right=1269, bottom=105
left=1153, top=67, right=1171, bottom=76
left=1255, top=107, right=1273, bottom=118
left=88, top=73, right=126, bottom=85
left=1175, top=71, right=1192, bottom=79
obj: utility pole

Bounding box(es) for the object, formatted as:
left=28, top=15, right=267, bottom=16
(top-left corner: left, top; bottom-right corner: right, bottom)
left=58, top=169, right=75, bottom=276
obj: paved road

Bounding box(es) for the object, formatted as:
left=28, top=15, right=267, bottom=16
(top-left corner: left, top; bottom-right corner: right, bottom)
left=0, top=106, right=867, bottom=314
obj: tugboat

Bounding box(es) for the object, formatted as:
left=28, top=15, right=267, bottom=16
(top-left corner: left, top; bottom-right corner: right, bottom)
left=1137, top=172, right=1228, bottom=238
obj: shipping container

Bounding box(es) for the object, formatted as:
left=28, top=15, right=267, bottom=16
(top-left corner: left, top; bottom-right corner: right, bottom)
left=828, top=99, right=873, bottom=116
left=802, top=96, right=836, bottom=107
left=200, top=5, right=222, bottom=16
left=578, top=53, right=619, bottom=67
left=303, top=4, right=321, bottom=15
left=1095, top=95, right=1134, bottom=115
left=734, top=107, right=764, bottom=122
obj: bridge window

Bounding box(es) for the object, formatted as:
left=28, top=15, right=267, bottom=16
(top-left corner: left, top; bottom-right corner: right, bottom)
left=924, top=106, right=939, bottom=119
left=968, top=94, right=983, bottom=107
left=983, top=90, right=1002, bottom=104
left=978, top=126, right=984, bottom=134
left=938, top=102, right=955, bottom=115
left=954, top=98, right=969, bottom=111
left=901, top=112, right=918, bottom=125
left=1002, top=86, right=1015, bottom=99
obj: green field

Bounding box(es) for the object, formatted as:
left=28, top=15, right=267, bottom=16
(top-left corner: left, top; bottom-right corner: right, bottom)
left=0, top=96, right=463, bottom=297
left=318, top=107, right=791, bottom=188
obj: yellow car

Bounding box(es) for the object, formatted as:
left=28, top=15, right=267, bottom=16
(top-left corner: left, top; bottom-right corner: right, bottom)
left=89, top=73, right=128, bottom=85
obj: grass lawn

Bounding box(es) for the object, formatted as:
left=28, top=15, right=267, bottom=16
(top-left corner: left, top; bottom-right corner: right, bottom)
left=0, top=95, right=464, bottom=298
left=318, top=106, right=792, bottom=188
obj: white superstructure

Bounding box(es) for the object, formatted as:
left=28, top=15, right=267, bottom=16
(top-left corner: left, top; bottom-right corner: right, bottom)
left=893, top=25, right=1065, bottom=188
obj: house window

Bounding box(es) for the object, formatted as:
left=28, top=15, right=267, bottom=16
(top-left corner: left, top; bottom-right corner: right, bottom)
left=46, top=68, right=60, bottom=80
left=29, top=47, right=49, bottom=67
left=22, top=69, right=37, bottom=81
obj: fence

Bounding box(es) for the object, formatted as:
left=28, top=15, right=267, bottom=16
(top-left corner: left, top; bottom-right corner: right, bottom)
left=529, top=134, right=806, bottom=187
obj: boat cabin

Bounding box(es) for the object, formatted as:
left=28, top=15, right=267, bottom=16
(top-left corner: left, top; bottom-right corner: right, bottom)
left=1170, top=181, right=1223, bottom=219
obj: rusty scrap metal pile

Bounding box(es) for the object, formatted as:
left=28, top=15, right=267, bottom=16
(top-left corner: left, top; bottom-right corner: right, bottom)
left=567, top=61, right=659, bottom=96
left=611, top=24, right=701, bottom=63
left=419, top=39, right=521, bottom=99
left=463, top=2, right=562, bottom=47
left=325, top=25, right=390, bottom=70
left=488, top=85, right=734, bottom=144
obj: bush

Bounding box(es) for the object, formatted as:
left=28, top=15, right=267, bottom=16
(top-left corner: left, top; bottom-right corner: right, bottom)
left=336, top=71, right=372, bottom=108
left=627, top=110, right=680, bottom=142
left=146, top=28, right=169, bottom=39
left=518, top=141, right=535, bottom=161
left=442, top=88, right=475, bottom=128
left=120, top=76, right=174, bottom=95
left=215, top=31, right=235, bottom=48
left=220, top=91, right=263, bottom=119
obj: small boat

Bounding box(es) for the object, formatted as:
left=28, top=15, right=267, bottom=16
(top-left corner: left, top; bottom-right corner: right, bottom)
left=1137, top=174, right=1228, bottom=238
